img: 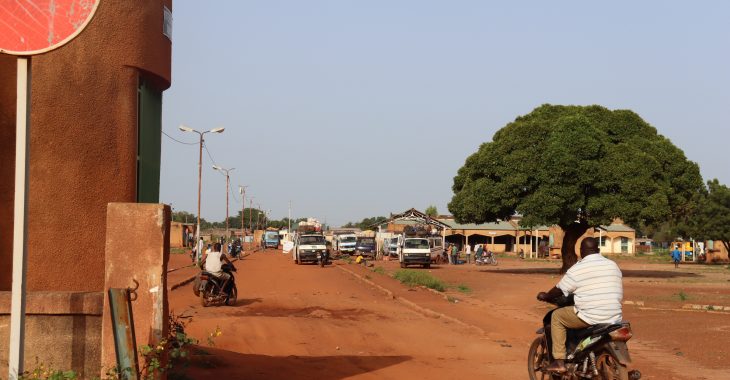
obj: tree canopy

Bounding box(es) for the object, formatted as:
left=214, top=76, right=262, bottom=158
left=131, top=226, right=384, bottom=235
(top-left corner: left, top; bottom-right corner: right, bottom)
left=687, top=179, right=730, bottom=255
left=448, top=104, right=703, bottom=271
left=342, top=216, right=388, bottom=231
left=425, top=205, right=438, bottom=217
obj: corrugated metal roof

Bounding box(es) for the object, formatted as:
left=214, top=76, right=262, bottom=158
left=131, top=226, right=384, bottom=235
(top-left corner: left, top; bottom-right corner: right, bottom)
left=602, top=224, right=635, bottom=232
left=438, top=219, right=517, bottom=231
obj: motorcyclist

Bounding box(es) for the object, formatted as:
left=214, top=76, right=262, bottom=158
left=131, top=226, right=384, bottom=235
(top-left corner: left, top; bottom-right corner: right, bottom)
left=536, top=237, right=623, bottom=373
left=201, top=242, right=234, bottom=294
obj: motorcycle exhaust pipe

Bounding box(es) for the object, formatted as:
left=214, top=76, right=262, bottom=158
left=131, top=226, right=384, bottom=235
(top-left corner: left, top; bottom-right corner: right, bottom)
left=629, top=369, right=642, bottom=379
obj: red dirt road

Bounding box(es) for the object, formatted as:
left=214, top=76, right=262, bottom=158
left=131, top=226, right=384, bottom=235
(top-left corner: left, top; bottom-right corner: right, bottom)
left=169, top=250, right=730, bottom=379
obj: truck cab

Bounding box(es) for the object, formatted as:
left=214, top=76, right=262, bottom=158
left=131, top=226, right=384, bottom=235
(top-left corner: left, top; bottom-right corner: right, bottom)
left=263, top=230, right=280, bottom=249
left=355, top=237, right=377, bottom=258
left=294, top=233, right=328, bottom=264
left=337, top=234, right=358, bottom=255
left=399, top=237, right=431, bottom=269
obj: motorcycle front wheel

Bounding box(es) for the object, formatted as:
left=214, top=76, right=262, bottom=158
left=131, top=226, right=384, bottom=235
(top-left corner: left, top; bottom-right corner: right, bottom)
left=527, top=336, right=558, bottom=380
left=596, top=351, right=629, bottom=380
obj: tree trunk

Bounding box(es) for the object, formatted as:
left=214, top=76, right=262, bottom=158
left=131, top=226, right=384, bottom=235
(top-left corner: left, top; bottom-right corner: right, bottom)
left=559, top=221, right=590, bottom=274
left=723, top=241, right=730, bottom=261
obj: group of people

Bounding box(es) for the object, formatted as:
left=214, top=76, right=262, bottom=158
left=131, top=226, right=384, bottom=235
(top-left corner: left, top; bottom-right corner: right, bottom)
left=442, top=243, right=493, bottom=264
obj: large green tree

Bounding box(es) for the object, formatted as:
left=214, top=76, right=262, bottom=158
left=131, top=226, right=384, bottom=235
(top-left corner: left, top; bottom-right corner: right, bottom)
left=425, top=205, right=439, bottom=217
left=448, top=104, right=703, bottom=272
left=687, top=179, right=730, bottom=255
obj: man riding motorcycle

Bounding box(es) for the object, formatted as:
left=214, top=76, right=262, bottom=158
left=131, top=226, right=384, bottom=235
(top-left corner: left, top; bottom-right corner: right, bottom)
left=536, top=237, right=623, bottom=373
left=201, top=242, right=234, bottom=296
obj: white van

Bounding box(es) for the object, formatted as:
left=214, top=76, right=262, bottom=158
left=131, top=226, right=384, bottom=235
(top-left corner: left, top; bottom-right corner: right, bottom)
left=399, top=237, right=431, bottom=269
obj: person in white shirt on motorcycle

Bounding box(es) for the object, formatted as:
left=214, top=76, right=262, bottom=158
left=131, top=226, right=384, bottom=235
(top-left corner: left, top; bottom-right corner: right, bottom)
left=536, top=237, right=623, bottom=373
left=201, top=242, right=233, bottom=291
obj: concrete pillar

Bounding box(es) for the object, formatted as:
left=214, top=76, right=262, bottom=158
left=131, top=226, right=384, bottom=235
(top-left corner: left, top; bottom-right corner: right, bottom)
left=101, top=203, right=170, bottom=373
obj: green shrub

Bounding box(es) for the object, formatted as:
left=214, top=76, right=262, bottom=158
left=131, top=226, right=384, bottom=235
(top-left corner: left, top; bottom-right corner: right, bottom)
left=393, top=270, right=446, bottom=292
left=456, top=284, right=472, bottom=294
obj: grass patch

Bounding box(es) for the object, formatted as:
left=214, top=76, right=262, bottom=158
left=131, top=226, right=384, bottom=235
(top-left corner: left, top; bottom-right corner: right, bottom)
left=676, top=291, right=689, bottom=301
left=171, top=247, right=189, bottom=255
left=393, top=269, right=446, bottom=292
left=372, top=266, right=386, bottom=275
left=456, top=284, right=472, bottom=294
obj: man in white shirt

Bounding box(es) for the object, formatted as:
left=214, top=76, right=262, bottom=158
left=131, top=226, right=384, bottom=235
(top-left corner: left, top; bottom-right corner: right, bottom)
left=202, top=243, right=233, bottom=291
left=537, top=237, right=623, bottom=373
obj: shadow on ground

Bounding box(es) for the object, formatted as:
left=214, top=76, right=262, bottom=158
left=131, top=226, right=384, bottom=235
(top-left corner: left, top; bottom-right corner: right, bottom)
left=176, top=346, right=411, bottom=380
left=479, top=267, right=700, bottom=278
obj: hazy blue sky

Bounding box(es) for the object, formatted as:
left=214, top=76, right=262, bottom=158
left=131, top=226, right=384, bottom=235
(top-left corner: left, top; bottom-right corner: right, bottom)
left=160, top=1, right=730, bottom=227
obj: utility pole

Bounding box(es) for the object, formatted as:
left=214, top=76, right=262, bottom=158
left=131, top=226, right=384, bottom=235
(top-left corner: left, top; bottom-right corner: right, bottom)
left=249, top=197, right=254, bottom=244
left=178, top=125, right=225, bottom=245
left=213, top=166, right=234, bottom=252
left=288, top=200, right=292, bottom=239
left=239, top=185, right=247, bottom=243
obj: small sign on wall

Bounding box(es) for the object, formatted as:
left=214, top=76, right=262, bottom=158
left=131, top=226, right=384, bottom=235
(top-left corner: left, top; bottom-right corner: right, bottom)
left=163, top=6, right=173, bottom=40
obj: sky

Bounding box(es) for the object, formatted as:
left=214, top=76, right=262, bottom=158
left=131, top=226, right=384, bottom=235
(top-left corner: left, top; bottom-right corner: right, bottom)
left=160, top=1, right=730, bottom=227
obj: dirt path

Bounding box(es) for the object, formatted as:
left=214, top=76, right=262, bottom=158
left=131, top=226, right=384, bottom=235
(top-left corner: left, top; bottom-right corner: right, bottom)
left=169, top=250, right=729, bottom=379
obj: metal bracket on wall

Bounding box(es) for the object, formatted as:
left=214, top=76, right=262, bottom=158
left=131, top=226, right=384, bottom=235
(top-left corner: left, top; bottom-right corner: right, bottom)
left=108, top=280, right=140, bottom=380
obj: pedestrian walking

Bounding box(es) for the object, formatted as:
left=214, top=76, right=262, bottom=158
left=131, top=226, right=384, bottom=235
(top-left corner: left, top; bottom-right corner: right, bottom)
left=671, top=245, right=682, bottom=268
left=451, top=243, right=459, bottom=265
left=465, top=244, right=472, bottom=264
left=475, top=244, right=484, bottom=263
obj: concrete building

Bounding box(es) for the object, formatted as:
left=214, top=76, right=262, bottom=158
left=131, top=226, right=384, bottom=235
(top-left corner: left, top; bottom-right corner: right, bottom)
left=1, top=1, right=172, bottom=376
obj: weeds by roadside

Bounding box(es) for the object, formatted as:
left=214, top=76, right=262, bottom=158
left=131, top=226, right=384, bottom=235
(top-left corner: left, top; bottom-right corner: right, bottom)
left=372, top=266, right=386, bottom=275
left=455, top=284, right=472, bottom=294
left=675, top=291, right=689, bottom=301
left=393, top=269, right=446, bottom=292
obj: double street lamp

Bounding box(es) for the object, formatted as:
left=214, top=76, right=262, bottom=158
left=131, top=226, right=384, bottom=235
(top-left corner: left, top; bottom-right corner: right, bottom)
left=178, top=125, right=224, bottom=254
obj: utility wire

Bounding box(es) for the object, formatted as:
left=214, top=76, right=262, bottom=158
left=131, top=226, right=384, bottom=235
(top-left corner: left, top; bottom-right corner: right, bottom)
left=202, top=141, right=218, bottom=166
left=162, top=130, right=198, bottom=145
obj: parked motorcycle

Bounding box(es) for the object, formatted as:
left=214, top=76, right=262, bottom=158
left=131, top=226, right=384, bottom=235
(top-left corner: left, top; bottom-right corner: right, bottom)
left=317, top=250, right=330, bottom=267
left=528, top=295, right=641, bottom=380
left=195, top=263, right=237, bottom=307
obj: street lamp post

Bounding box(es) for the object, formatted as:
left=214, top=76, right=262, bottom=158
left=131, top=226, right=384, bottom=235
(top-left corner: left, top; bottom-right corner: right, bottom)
left=256, top=204, right=262, bottom=231
left=249, top=197, right=254, bottom=246
left=178, top=125, right=224, bottom=257
left=213, top=165, right=234, bottom=251
left=239, top=185, right=248, bottom=244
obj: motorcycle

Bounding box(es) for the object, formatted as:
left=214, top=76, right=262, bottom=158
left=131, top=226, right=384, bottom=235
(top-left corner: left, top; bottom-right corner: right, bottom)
left=317, top=250, right=330, bottom=267
left=194, top=263, right=238, bottom=307
left=475, top=252, right=497, bottom=266
left=528, top=295, right=641, bottom=380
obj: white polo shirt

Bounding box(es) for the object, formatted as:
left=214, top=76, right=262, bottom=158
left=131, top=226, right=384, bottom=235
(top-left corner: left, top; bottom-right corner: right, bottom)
left=557, top=253, right=623, bottom=325
left=205, top=250, right=223, bottom=275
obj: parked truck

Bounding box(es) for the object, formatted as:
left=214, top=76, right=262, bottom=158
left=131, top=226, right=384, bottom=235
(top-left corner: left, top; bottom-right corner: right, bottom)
left=336, top=234, right=358, bottom=255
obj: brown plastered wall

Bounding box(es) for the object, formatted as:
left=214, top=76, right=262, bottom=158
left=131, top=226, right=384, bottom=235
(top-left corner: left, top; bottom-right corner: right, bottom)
left=0, top=55, right=16, bottom=290
left=0, top=0, right=172, bottom=292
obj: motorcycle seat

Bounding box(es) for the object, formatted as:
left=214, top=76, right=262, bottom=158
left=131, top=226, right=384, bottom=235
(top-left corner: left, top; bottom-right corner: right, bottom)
left=573, top=323, right=623, bottom=339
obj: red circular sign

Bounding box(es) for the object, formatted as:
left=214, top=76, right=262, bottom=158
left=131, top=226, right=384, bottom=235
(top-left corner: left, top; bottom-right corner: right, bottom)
left=0, top=0, right=100, bottom=56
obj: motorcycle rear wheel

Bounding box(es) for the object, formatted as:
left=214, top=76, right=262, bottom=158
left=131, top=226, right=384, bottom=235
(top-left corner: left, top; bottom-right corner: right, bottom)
left=226, top=284, right=238, bottom=306
left=596, top=351, right=629, bottom=380
left=527, top=337, right=558, bottom=380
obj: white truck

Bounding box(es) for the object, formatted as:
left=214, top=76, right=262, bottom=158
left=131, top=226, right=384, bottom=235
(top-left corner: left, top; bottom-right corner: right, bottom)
left=399, top=236, right=432, bottom=269
left=293, top=233, right=328, bottom=265
left=336, top=234, right=358, bottom=255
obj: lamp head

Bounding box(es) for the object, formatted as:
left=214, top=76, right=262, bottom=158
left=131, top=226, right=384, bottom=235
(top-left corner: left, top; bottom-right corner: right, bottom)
left=178, top=125, right=194, bottom=133
left=210, top=127, right=225, bottom=133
